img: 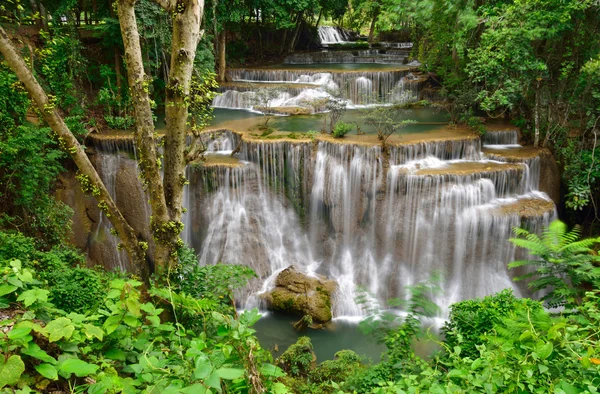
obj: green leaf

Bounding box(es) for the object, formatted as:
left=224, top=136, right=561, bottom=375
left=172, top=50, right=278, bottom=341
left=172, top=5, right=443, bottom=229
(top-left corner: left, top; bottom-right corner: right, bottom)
left=205, top=371, right=221, bottom=389
left=103, top=314, right=122, bottom=334
left=216, top=367, right=244, bottom=380
left=21, top=343, right=56, bottom=363
left=17, top=289, right=49, bottom=307
left=7, top=327, right=32, bottom=340
left=260, top=363, right=285, bottom=377
left=538, top=364, right=549, bottom=374
left=194, top=357, right=213, bottom=380
left=35, top=363, right=58, bottom=380
left=0, top=284, right=18, bottom=297
left=272, top=382, right=290, bottom=394
left=123, top=314, right=139, bottom=327
left=83, top=324, right=104, bottom=341
left=105, top=348, right=126, bottom=361
left=44, top=317, right=75, bottom=342
left=0, top=355, right=25, bottom=388
left=181, top=384, right=207, bottom=394
left=537, top=341, right=553, bottom=360
left=59, top=359, right=99, bottom=377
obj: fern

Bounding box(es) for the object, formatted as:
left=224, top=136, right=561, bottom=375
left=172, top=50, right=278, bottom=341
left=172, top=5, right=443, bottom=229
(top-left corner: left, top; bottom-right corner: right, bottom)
left=509, top=220, right=600, bottom=309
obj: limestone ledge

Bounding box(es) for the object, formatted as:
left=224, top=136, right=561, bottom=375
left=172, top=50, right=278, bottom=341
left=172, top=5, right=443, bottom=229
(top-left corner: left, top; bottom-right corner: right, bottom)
left=495, top=198, right=556, bottom=218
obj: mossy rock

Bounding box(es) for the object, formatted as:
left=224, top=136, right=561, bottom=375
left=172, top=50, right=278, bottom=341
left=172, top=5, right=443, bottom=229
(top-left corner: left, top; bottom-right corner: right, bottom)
left=262, top=266, right=336, bottom=324
left=276, top=336, right=317, bottom=377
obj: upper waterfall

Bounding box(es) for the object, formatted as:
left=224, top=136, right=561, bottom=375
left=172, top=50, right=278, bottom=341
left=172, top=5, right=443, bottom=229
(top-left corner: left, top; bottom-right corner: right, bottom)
left=318, top=26, right=351, bottom=44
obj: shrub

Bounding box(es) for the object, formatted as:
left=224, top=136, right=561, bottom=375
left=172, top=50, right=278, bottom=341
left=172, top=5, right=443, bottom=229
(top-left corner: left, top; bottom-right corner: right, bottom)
left=310, top=350, right=363, bottom=384
left=442, top=289, right=542, bottom=359
left=277, top=336, right=316, bottom=377
left=332, top=121, right=353, bottom=138
left=46, top=267, right=105, bottom=313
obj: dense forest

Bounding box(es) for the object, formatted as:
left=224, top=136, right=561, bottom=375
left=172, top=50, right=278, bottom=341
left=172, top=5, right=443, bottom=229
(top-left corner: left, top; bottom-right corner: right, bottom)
left=1, top=0, right=600, bottom=393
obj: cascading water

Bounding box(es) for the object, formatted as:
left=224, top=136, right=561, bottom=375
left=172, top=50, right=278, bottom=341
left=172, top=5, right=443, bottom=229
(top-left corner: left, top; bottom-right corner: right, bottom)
left=90, top=128, right=556, bottom=319
left=318, top=26, right=350, bottom=45
left=217, top=68, right=419, bottom=108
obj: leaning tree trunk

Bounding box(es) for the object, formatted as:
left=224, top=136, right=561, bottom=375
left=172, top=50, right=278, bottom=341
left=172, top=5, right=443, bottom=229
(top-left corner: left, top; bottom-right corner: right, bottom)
left=288, top=11, right=303, bottom=53
left=368, top=7, right=380, bottom=44
left=0, top=26, right=148, bottom=279
left=0, top=0, right=206, bottom=276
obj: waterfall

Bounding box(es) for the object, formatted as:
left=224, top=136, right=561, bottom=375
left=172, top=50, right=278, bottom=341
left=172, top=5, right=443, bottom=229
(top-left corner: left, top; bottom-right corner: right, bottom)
left=218, top=69, right=419, bottom=108
left=283, top=51, right=407, bottom=65
left=318, top=26, right=349, bottom=44
left=89, top=131, right=557, bottom=319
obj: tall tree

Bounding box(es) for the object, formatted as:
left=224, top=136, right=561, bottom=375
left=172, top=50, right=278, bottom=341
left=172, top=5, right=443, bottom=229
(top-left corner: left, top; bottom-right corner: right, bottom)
left=0, top=0, right=207, bottom=277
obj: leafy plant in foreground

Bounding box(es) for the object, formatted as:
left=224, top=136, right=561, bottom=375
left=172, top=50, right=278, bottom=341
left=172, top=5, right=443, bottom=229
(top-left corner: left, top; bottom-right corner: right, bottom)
left=509, top=219, right=600, bottom=309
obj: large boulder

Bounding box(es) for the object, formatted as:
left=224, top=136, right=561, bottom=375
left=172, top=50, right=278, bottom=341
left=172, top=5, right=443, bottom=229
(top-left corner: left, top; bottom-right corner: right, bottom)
left=263, top=266, right=336, bottom=324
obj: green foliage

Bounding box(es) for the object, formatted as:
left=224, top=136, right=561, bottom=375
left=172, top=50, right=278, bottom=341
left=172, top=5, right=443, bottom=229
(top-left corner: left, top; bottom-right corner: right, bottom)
left=309, top=350, right=363, bottom=384
left=442, top=289, right=543, bottom=360
left=0, top=254, right=287, bottom=393
left=509, top=220, right=600, bottom=309
left=46, top=267, right=105, bottom=313
left=332, top=121, right=353, bottom=138
left=171, top=246, right=257, bottom=314
left=0, top=122, right=72, bottom=248
left=277, top=336, right=316, bottom=377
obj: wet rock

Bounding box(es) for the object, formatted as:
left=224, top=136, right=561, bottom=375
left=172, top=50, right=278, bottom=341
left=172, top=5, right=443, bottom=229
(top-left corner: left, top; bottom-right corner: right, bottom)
left=263, top=266, right=336, bottom=324
left=539, top=149, right=561, bottom=205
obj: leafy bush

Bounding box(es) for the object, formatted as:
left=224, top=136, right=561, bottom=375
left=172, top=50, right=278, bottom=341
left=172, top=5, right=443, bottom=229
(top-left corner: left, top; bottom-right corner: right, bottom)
left=442, top=289, right=542, bottom=359
left=333, top=122, right=353, bottom=138
left=310, top=350, right=363, bottom=384
left=104, top=114, right=136, bottom=129
left=0, top=258, right=288, bottom=393
left=277, top=336, right=316, bottom=377
left=46, top=267, right=105, bottom=313
left=509, top=219, right=600, bottom=309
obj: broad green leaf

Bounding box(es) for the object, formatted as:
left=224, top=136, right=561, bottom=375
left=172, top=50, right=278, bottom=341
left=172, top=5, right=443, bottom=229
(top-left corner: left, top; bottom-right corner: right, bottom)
left=216, top=367, right=244, bottom=380
left=44, top=317, right=75, bottom=342
left=21, top=343, right=56, bottom=363
left=103, top=314, right=122, bottom=334
left=105, top=348, right=126, bottom=361
left=0, top=284, right=18, bottom=297
left=123, top=314, right=139, bottom=327
left=59, top=359, right=99, bottom=377
left=126, top=298, right=141, bottom=317
left=0, top=355, right=25, bottom=388
left=537, top=341, right=553, bottom=360
left=272, top=382, right=290, bottom=394
left=17, top=289, right=49, bottom=307
left=260, top=363, right=285, bottom=377
left=181, top=384, right=207, bottom=394
left=7, top=327, right=32, bottom=340
left=83, top=324, right=104, bottom=341
left=35, top=363, right=58, bottom=380
left=205, top=371, right=221, bottom=389
left=194, top=357, right=213, bottom=380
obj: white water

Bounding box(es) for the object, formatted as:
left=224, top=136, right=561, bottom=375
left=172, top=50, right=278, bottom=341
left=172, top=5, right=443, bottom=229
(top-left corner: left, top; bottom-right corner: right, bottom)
left=318, top=26, right=350, bottom=44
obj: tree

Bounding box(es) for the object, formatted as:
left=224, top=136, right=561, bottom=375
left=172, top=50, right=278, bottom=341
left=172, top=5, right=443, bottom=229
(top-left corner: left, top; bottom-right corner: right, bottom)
left=251, top=87, right=282, bottom=128
left=362, top=105, right=415, bottom=150
left=0, top=0, right=207, bottom=278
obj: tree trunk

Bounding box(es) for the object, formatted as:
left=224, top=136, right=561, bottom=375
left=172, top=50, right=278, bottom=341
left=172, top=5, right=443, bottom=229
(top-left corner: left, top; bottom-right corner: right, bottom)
left=315, top=9, right=322, bottom=28
left=217, top=28, right=226, bottom=82
left=534, top=80, right=540, bottom=148
left=368, top=8, right=380, bottom=43
left=0, top=26, right=148, bottom=278
left=288, top=11, right=303, bottom=53
left=162, top=0, right=205, bottom=270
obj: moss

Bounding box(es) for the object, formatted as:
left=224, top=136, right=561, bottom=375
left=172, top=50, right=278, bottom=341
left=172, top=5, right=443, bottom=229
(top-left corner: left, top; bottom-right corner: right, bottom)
left=276, top=336, right=316, bottom=377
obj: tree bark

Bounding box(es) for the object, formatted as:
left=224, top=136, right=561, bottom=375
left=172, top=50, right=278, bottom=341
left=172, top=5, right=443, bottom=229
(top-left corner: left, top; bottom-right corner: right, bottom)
left=162, top=0, right=204, bottom=270
left=368, top=7, right=380, bottom=44
left=288, top=11, right=303, bottom=53
left=534, top=80, right=540, bottom=148
left=0, top=26, right=148, bottom=278
left=217, top=28, right=226, bottom=82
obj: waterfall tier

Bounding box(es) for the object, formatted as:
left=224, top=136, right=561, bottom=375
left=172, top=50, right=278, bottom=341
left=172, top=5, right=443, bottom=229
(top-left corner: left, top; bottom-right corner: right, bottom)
left=218, top=68, right=418, bottom=108
left=284, top=50, right=409, bottom=65
left=87, top=129, right=557, bottom=318
left=318, top=26, right=352, bottom=45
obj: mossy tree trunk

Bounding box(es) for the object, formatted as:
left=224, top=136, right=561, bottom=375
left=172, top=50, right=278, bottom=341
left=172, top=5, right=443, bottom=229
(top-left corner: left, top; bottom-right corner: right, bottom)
left=0, top=0, right=206, bottom=278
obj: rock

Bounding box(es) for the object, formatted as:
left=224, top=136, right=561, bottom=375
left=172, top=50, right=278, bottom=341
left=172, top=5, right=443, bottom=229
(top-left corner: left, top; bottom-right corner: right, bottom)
left=276, top=336, right=317, bottom=377
left=539, top=148, right=561, bottom=205
left=263, top=266, right=336, bottom=324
